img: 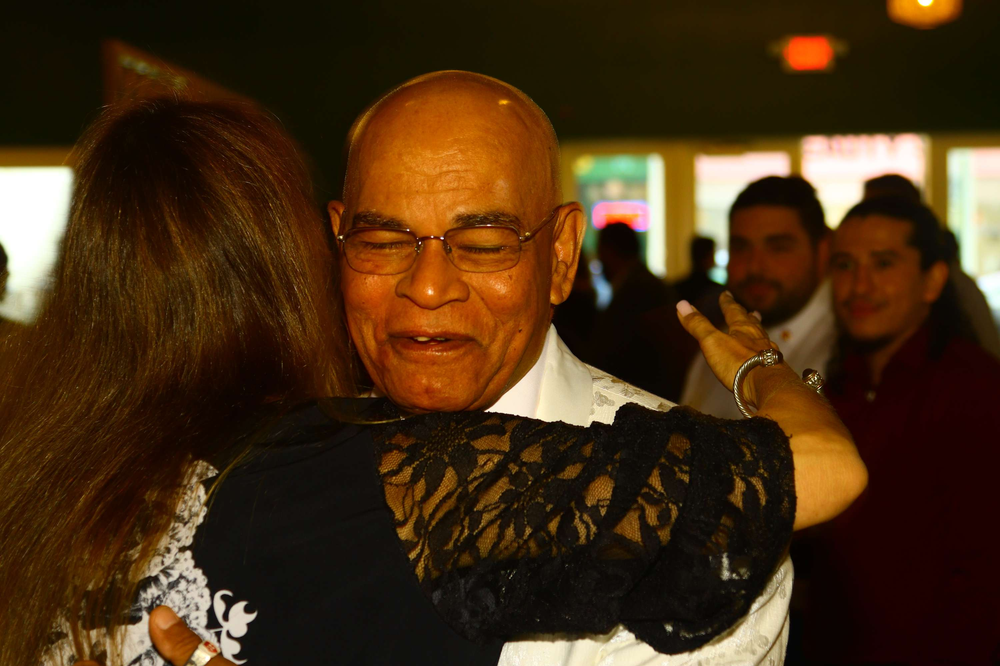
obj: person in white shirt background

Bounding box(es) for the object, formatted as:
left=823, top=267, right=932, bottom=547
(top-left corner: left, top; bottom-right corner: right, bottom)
left=682, top=175, right=836, bottom=421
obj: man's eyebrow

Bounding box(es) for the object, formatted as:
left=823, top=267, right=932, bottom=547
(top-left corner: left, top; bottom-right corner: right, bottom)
left=871, top=249, right=901, bottom=260
left=764, top=233, right=799, bottom=243
left=453, top=211, right=523, bottom=230
left=350, top=211, right=407, bottom=229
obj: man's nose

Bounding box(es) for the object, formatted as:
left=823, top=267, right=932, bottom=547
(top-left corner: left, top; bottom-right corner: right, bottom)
left=851, top=265, right=874, bottom=296
left=746, top=247, right=767, bottom=275
left=395, top=239, right=470, bottom=308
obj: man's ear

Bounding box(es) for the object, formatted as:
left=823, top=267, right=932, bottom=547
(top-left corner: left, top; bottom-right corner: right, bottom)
left=923, top=260, right=950, bottom=304
left=327, top=201, right=347, bottom=236
left=549, top=202, right=586, bottom=307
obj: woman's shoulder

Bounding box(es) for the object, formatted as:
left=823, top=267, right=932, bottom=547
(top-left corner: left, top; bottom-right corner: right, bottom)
left=42, top=461, right=217, bottom=666
left=217, top=400, right=378, bottom=476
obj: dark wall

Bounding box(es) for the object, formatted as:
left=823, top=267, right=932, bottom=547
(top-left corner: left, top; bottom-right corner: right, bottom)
left=3, top=0, right=998, bottom=196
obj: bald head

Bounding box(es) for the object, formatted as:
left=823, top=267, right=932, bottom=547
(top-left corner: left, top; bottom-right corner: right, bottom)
left=343, top=71, right=561, bottom=209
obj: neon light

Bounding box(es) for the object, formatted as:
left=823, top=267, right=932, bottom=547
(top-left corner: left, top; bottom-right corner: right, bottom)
left=591, top=200, right=650, bottom=231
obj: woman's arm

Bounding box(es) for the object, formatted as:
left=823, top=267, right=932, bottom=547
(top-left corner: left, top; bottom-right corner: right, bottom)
left=676, top=292, right=867, bottom=530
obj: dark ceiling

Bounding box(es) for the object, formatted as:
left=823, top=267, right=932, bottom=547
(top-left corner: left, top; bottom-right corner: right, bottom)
left=3, top=0, right=998, bottom=195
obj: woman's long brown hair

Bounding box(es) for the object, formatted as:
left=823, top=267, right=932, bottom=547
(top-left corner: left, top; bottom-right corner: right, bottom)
left=0, top=98, right=353, bottom=664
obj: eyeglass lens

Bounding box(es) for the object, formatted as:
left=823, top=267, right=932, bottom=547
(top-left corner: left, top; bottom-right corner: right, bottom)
left=342, top=226, right=523, bottom=275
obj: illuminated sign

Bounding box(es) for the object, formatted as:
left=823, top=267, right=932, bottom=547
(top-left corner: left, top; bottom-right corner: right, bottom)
left=591, top=200, right=650, bottom=231
left=770, top=35, right=847, bottom=73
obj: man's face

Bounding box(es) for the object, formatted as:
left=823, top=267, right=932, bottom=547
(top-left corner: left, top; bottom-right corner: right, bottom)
left=331, top=118, right=579, bottom=413
left=727, top=205, right=826, bottom=326
left=831, top=214, right=946, bottom=347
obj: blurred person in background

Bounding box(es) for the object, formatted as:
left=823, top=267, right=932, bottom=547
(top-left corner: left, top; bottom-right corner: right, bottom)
left=584, top=222, right=697, bottom=401
left=862, top=173, right=922, bottom=202
left=804, top=197, right=1000, bottom=664
left=682, top=176, right=835, bottom=419
left=585, top=222, right=682, bottom=398
left=673, top=235, right=725, bottom=309
left=862, top=173, right=1000, bottom=359
left=940, top=228, right=1000, bottom=358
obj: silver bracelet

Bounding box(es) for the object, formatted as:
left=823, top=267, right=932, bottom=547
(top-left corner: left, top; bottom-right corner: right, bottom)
left=733, top=349, right=826, bottom=418
left=733, top=348, right=783, bottom=418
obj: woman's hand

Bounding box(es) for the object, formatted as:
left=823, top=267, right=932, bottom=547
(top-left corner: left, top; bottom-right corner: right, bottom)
left=677, top=291, right=794, bottom=409
left=678, top=291, right=868, bottom=530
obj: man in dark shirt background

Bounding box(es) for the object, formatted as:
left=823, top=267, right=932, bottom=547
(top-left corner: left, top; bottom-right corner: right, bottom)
left=802, top=196, right=1000, bottom=664
left=587, top=223, right=695, bottom=401
left=673, top=235, right=724, bottom=309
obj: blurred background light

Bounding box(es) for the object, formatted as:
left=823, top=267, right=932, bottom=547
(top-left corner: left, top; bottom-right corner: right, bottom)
left=888, top=0, right=962, bottom=29
left=770, top=35, right=847, bottom=73
left=0, top=167, right=73, bottom=323
left=591, top=200, right=651, bottom=231
left=784, top=36, right=836, bottom=72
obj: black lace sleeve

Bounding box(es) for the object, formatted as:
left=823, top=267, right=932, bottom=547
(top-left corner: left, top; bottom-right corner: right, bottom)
left=371, top=404, right=795, bottom=655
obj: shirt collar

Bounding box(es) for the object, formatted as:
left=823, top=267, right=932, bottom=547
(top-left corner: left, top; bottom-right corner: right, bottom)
left=765, top=280, right=833, bottom=347
left=485, top=327, right=551, bottom=418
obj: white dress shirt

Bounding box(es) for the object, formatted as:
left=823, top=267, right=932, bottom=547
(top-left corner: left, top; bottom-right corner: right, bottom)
left=681, top=281, right=837, bottom=420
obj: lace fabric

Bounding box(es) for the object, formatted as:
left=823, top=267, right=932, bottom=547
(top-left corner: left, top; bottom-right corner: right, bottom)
left=372, top=404, right=795, bottom=655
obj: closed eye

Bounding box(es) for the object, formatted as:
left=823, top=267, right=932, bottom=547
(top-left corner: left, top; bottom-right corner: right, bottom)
left=455, top=244, right=509, bottom=255
left=359, top=241, right=411, bottom=251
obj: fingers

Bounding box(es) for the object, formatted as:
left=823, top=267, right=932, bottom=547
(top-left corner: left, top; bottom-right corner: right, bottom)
left=718, top=291, right=773, bottom=347
left=676, top=300, right=724, bottom=344
left=719, top=291, right=758, bottom=331
left=150, top=606, right=230, bottom=666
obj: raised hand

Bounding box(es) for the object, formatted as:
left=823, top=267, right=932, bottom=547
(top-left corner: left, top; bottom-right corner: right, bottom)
left=678, top=290, right=867, bottom=529
left=677, top=291, right=790, bottom=409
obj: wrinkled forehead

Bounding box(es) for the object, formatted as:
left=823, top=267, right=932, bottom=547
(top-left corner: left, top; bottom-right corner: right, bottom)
left=346, top=87, right=556, bottom=215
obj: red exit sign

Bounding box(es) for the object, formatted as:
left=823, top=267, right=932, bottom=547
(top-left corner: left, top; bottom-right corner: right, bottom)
left=770, top=35, right=848, bottom=73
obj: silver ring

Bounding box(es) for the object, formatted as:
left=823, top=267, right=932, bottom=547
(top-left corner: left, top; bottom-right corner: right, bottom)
left=733, top=348, right=784, bottom=418
left=802, top=368, right=825, bottom=392
left=185, top=640, right=221, bottom=666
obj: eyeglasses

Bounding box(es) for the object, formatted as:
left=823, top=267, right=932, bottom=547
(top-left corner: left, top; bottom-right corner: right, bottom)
left=336, top=206, right=560, bottom=275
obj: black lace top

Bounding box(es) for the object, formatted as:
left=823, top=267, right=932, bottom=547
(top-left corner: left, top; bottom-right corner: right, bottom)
left=371, top=403, right=795, bottom=654
left=76, top=400, right=794, bottom=665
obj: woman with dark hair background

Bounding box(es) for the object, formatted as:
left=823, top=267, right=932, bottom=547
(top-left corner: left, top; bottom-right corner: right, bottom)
left=0, top=98, right=864, bottom=666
